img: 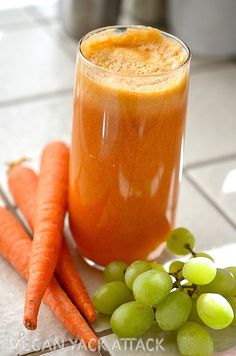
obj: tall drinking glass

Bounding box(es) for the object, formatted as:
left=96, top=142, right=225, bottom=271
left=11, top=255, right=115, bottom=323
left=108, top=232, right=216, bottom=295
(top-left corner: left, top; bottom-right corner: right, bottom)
left=69, top=25, right=191, bottom=267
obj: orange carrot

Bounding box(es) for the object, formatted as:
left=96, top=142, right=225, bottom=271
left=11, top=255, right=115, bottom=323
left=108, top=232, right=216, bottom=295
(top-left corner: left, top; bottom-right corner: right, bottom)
left=56, top=240, right=96, bottom=323
left=0, top=207, right=99, bottom=350
left=8, top=166, right=38, bottom=229
left=24, top=141, right=70, bottom=330
left=8, top=165, right=96, bottom=323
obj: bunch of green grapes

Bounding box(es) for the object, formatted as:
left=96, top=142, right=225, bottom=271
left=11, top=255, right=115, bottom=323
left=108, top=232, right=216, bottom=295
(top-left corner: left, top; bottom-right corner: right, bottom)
left=92, top=227, right=236, bottom=356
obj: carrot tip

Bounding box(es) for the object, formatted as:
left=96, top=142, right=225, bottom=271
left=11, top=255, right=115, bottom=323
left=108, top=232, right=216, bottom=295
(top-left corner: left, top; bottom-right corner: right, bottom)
left=85, top=305, right=96, bottom=323
left=85, top=338, right=99, bottom=352
left=24, top=318, right=37, bottom=330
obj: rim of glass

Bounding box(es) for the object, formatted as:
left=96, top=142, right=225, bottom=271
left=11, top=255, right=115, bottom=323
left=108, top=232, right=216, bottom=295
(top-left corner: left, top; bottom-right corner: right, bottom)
left=78, top=25, right=191, bottom=78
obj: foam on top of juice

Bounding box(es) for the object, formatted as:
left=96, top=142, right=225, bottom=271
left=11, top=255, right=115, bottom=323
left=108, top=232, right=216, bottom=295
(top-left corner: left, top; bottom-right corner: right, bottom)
left=81, top=27, right=188, bottom=76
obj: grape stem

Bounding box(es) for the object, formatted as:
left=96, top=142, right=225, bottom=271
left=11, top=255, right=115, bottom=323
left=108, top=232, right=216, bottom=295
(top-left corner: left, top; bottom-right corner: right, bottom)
left=173, top=281, right=197, bottom=296
left=173, top=280, right=183, bottom=291
left=185, top=244, right=196, bottom=257
left=188, top=284, right=197, bottom=297
left=169, top=270, right=183, bottom=279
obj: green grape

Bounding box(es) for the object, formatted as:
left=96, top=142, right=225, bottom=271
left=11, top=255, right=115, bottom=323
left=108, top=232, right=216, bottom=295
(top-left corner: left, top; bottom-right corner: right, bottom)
left=198, top=268, right=235, bottom=296
left=195, top=252, right=214, bottom=261
left=125, top=260, right=151, bottom=290
left=227, top=297, right=236, bottom=326
left=133, top=270, right=173, bottom=306
left=92, top=281, right=133, bottom=314
left=155, top=291, right=192, bottom=330
left=226, top=266, right=236, bottom=278
left=182, top=257, right=216, bottom=285
left=111, top=301, right=154, bottom=338
left=197, top=293, right=234, bottom=329
left=103, top=261, right=128, bottom=282
left=226, top=267, right=236, bottom=296
left=177, top=322, right=214, bottom=356
left=229, top=282, right=236, bottom=296
left=188, top=299, right=204, bottom=325
left=169, top=260, right=184, bottom=276
left=167, top=227, right=195, bottom=255
left=151, top=262, right=166, bottom=272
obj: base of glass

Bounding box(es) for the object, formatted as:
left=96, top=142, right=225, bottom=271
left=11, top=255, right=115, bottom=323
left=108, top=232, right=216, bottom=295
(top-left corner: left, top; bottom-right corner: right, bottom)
left=83, top=241, right=167, bottom=270
left=83, top=256, right=105, bottom=271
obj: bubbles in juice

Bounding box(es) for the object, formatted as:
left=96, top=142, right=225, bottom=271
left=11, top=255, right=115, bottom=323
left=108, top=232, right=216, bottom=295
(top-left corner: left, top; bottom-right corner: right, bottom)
left=82, top=27, right=187, bottom=75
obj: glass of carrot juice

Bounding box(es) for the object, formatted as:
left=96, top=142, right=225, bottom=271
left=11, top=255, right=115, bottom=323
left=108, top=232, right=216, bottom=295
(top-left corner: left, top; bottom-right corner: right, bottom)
left=69, top=25, right=191, bottom=267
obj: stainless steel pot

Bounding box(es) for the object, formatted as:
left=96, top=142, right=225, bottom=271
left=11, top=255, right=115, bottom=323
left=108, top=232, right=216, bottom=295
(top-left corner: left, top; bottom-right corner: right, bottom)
left=168, top=0, right=236, bottom=57
left=60, top=0, right=121, bottom=40
left=120, top=0, right=166, bottom=26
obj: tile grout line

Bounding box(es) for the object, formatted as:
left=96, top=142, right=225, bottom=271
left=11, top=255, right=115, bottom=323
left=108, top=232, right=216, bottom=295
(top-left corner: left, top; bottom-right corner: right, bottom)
left=184, top=152, right=236, bottom=171
left=0, top=19, right=53, bottom=32
left=184, top=172, right=236, bottom=230
left=0, top=186, right=32, bottom=235
left=0, top=185, right=17, bottom=213
left=190, top=59, right=236, bottom=75
left=0, top=88, right=73, bottom=109
left=39, top=24, right=77, bottom=63
left=19, top=340, right=80, bottom=356
left=24, top=6, right=60, bottom=23
left=24, top=8, right=77, bottom=63
left=97, top=329, right=113, bottom=338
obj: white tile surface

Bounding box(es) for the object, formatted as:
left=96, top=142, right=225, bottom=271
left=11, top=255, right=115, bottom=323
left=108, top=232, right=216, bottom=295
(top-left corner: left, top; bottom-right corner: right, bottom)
left=187, top=159, right=236, bottom=224
left=175, top=177, right=236, bottom=254
left=0, top=94, right=73, bottom=198
left=185, top=64, right=236, bottom=164
left=48, top=22, right=78, bottom=60
left=190, top=55, right=217, bottom=68
left=0, top=26, right=75, bottom=103
left=26, top=0, right=60, bottom=20
left=44, top=345, right=97, bottom=356
left=0, top=9, right=34, bottom=27
left=0, top=94, right=72, bottom=161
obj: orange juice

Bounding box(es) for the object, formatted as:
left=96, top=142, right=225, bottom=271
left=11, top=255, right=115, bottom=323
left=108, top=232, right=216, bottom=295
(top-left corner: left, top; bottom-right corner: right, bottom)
left=69, top=26, right=190, bottom=266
